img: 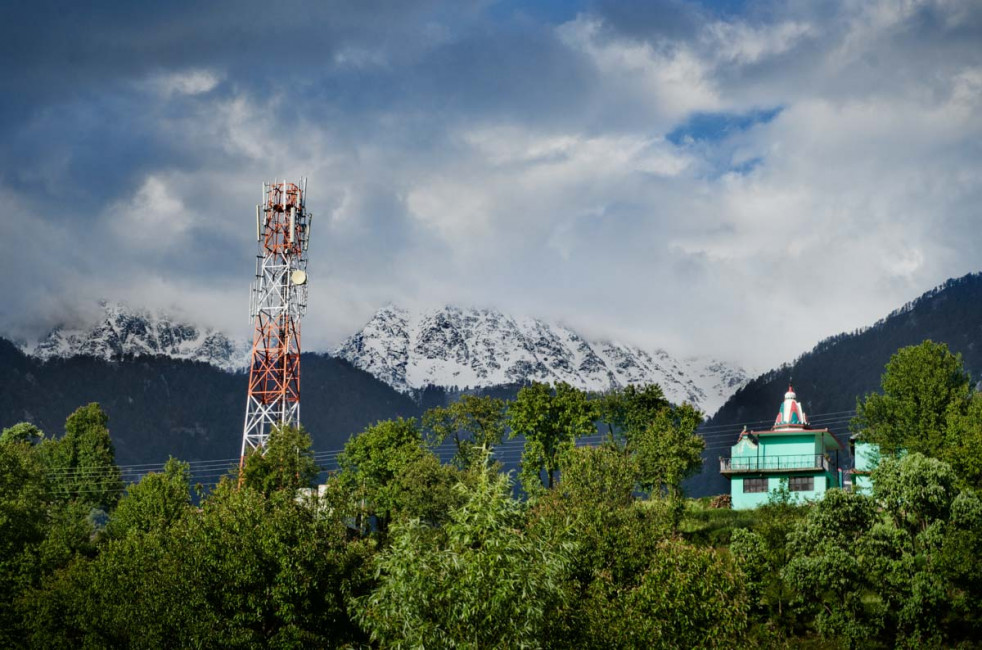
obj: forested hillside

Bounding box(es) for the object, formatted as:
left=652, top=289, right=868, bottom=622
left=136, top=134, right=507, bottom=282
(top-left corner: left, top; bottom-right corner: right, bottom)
left=0, top=338, right=423, bottom=468
left=2, top=344, right=982, bottom=647
left=712, top=273, right=982, bottom=428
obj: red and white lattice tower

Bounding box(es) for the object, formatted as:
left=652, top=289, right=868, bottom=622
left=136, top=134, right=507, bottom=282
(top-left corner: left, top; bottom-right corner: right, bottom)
left=241, top=179, right=312, bottom=462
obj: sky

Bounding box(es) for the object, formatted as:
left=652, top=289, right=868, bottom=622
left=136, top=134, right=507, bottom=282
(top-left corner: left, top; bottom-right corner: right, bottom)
left=1, top=0, right=981, bottom=370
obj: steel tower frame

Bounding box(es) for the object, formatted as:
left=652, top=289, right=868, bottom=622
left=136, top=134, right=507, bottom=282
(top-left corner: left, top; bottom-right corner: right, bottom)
left=241, top=179, right=312, bottom=462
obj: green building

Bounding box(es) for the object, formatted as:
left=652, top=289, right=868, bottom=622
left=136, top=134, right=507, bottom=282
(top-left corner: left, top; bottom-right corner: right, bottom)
left=848, top=435, right=880, bottom=493
left=721, top=386, right=844, bottom=510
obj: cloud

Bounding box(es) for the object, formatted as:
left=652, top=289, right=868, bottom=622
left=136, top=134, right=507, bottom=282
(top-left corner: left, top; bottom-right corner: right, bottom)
left=1, top=0, right=981, bottom=371
left=143, top=69, right=222, bottom=96
left=106, top=175, right=189, bottom=250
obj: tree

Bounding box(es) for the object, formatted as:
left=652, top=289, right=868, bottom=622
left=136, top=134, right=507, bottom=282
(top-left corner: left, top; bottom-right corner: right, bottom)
left=356, top=470, right=573, bottom=649
left=508, top=382, right=597, bottom=493
left=729, top=492, right=808, bottom=637
left=853, top=341, right=971, bottom=458
left=598, top=384, right=670, bottom=442
left=942, top=391, right=982, bottom=490
left=554, top=443, right=637, bottom=511
left=422, top=394, right=507, bottom=468
left=106, top=458, right=192, bottom=539
left=776, top=456, right=982, bottom=646
left=0, top=422, right=45, bottom=446
left=530, top=445, right=680, bottom=648
left=872, top=452, right=957, bottom=539
left=614, top=540, right=749, bottom=649
left=337, top=418, right=458, bottom=534
left=240, top=425, right=319, bottom=496
left=864, top=454, right=966, bottom=644
left=782, top=489, right=884, bottom=645
left=22, top=480, right=367, bottom=648
left=42, top=403, right=123, bottom=510
left=0, top=437, right=49, bottom=645
left=629, top=403, right=704, bottom=497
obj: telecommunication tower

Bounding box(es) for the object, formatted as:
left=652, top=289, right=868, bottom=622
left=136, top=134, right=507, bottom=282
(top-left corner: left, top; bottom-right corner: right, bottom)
left=240, top=179, right=312, bottom=463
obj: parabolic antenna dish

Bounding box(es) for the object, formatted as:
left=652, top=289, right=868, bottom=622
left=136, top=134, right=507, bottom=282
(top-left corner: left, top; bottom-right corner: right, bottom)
left=291, top=270, right=307, bottom=285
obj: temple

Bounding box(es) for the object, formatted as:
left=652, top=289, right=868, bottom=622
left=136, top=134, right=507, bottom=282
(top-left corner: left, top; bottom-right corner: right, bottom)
left=721, top=385, right=845, bottom=509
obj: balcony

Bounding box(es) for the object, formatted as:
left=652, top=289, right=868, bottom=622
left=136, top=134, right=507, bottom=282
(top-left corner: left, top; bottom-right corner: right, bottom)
left=720, top=454, right=830, bottom=475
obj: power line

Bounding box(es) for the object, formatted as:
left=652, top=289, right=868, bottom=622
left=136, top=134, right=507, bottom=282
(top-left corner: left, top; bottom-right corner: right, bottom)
left=41, top=405, right=863, bottom=484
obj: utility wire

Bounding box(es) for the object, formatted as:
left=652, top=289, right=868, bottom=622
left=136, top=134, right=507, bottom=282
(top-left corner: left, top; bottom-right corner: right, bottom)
left=42, top=406, right=862, bottom=483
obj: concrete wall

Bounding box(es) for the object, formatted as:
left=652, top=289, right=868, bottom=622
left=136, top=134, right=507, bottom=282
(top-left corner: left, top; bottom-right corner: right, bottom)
left=851, top=440, right=880, bottom=494
left=730, top=473, right=834, bottom=510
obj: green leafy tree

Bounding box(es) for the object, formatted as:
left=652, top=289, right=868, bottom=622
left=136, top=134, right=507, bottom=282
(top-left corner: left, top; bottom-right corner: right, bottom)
left=864, top=454, right=967, bottom=645
left=338, top=418, right=459, bottom=534
left=853, top=341, right=971, bottom=458
left=777, top=455, right=982, bottom=646
left=729, top=493, right=807, bottom=637
left=106, top=458, right=192, bottom=539
left=0, top=438, right=49, bottom=645
left=630, top=403, right=704, bottom=497
left=554, top=444, right=637, bottom=512
left=937, top=489, right=982, bottom=638
left=240, top=424, right=319, bottom=496
left=23, top=480, right=366, bottom=648
left=531, top=445, right=679, bottom=648
left=598, top=384, right=670, bottom=442
left=612, top=540, right=749, bottom=649
left=873, top=452, right=957, bottom=537
left=42, top=403, right=123, bottom=510
left=385, top=451, right=467, bottom=527
left=0, top=422, right=45, bottom=446
left=422, top=394, right=507, bottom=468
left=782, top=489, right=882, bottom=644
left=508, top=382, right=597, bottom=493
left=942, top=391, right=982, bottom=489
left=356, top=468, right=573, bottom=649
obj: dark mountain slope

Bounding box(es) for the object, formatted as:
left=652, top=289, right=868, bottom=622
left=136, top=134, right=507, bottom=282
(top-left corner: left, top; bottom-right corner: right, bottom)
left=685, top=272, right=982, bottom=497
left=712, top=273, right=982, bottom=427
left=0, top=339, right=426, bottom=472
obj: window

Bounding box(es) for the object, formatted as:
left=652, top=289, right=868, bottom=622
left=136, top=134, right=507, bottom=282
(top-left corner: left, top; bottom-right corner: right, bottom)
left=743, top=478, right=768, bottom=493
left=789, top=476, right=814, bottom=492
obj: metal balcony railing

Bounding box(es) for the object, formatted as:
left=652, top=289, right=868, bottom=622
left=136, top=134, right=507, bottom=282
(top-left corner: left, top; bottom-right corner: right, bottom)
left=720, top=454, right=830, bottom=474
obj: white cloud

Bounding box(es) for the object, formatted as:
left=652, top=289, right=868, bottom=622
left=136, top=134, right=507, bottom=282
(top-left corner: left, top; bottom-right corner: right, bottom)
left=557, top=16, right=721, bottom=120
left=144, top=69, right=222, bottom=96
left=4, top=0, right=982, bottom=371
left=703, top=19, right=815, bottom=65
left=106, top=175, right=189, bottom=250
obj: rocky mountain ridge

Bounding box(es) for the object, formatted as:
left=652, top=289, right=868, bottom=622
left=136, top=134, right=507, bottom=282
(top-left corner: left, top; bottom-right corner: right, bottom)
left=336, top=305, right=749, bottom=415
left=20, top=302, right=750, bottom=416
left=23, top=303, right=250, bottom=373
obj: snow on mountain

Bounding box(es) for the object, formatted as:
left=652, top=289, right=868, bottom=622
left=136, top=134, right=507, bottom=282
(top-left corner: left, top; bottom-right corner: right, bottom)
left=336, top=305, right=749, bottom=416
left=20, top=301, right=750, bottom=415
left=25, top=302, right=250, bottom=372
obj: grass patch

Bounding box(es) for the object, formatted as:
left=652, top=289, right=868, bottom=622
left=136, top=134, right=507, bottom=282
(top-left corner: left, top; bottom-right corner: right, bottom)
left=681, top=498, right=757, bottom=547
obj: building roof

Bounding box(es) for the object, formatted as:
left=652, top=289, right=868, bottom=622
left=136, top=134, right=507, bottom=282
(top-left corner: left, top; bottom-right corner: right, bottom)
left=734, top=384, right=844, bottom=450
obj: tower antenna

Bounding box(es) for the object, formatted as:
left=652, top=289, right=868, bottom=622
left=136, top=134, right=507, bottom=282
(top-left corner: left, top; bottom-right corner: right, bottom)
left=240, top=178, right=311, bottom=467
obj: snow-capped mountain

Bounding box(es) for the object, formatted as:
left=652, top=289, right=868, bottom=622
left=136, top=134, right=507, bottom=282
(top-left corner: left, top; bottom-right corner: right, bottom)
left=24, top=302, right=249, bottom=372
left=19, top=301, right=750, bottom=415
left=336, top=305, right=749, bottom=415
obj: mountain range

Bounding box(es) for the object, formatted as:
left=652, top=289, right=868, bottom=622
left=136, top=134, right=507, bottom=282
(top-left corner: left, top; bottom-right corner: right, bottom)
left=5, top=272, right=982, bottom=497
left=335, top=305, right=748, bottom=416
left=20, top=303, right=750, bottom=417
left=24, top=302, right=249, bottom=372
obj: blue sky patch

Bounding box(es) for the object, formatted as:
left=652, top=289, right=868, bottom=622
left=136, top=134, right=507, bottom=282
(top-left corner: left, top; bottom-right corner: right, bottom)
left=667, top=107, right=782, bottom=146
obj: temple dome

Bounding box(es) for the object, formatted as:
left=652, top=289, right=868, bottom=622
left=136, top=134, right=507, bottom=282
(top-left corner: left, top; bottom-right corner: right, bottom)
left=774, top=384, right=807, bottom=429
